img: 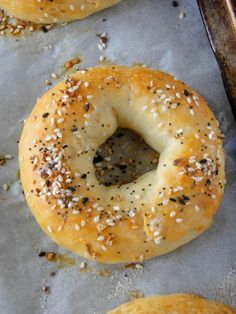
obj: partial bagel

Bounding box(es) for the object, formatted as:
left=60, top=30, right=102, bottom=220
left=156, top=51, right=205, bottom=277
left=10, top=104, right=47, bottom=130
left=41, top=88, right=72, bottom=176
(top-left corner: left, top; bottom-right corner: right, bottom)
left=108, top=294, right=235, bottom=313
left=19, top=66, right=225, bottom=263
left=0, top=0, right=121, bottom=24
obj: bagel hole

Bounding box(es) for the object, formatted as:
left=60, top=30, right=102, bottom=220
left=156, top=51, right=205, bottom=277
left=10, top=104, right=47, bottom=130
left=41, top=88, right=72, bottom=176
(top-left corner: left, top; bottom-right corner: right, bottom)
left=93, top=128, right=160, bottom=186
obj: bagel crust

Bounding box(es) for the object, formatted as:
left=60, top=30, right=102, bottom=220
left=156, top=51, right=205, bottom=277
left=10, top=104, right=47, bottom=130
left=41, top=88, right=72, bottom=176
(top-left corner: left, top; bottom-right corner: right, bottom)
left=108, top=294, right=235, bottom=313
left=19, top=66, right=225, bottom=263
left=0, top=0, right=121, bottom=24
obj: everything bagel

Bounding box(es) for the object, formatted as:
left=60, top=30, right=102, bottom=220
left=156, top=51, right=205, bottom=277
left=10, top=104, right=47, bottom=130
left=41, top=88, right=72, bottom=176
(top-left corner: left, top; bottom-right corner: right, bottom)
left=19, top=66, right=225, bottom=263
left=0, top=0, right=121, bottom=24
left=108, top=294, right=235, bottom=313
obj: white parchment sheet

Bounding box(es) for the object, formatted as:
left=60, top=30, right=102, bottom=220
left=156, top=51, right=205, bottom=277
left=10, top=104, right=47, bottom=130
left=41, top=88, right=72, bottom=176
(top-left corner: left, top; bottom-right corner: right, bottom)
left=0, top=1, right=236, bottom=313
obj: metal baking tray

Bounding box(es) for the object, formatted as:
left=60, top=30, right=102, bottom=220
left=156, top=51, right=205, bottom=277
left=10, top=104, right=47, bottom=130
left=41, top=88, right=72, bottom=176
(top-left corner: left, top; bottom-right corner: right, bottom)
left=198, top=0, right=236, bottom=118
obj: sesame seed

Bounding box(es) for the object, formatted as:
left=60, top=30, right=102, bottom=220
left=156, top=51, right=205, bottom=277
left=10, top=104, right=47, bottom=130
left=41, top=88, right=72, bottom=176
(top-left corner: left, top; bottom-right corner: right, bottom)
left=113, top=206, right=120, bottom=211
left=51, top=73, right=58, bottom=79
left=170, top=211, right=176, bottom=217
left=101, top=245, right=107, bottom=251
left=72, top=210, right=80, bottom=215
left=162, top=200, right=169, bottom=205
left=81, top=220, right=86, bottom=227
left=191, top=176, right=203, bottom=182
left=154, top=236, right=162, bottom=245
left=154, top=230, right=160, bottom=237
left=99, top=55, right=105, bottom=62
left=187, top=97, right=192, bottom=104
left=74, top=224, right=80, bottom=231
left=97, top=43, right=104, bottom=50
left=179, top=12, right=186, bottom=19
left=160, top=94, right=167, bottom=100
left=93, top=216, right=100, bottom=223
left=128, top=209, right=136, bottom=217
left=72, top=197, right=79, bottom=202
left=106, top=219, right=115, bottom=227
left=80, top=262, right=86, bottom=269
left=176, top=218, right=183, bottom=223
left=3, top=184, right=9, bottom=191
left=57, top=225, right=62, bottom=231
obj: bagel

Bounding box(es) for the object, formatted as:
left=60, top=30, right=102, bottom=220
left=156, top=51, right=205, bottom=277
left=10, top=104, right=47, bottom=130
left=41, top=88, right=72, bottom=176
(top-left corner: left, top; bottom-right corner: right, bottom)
left=108, top=294, right=235, bottom=313
left=19, top=66, right=225, bottom=263
left=0, top=0, right=121, bottom=24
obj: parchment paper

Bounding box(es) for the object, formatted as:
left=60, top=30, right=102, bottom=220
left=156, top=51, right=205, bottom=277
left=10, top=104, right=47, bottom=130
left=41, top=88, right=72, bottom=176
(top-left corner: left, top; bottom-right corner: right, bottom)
left=0, top=1, right=236, bottom=313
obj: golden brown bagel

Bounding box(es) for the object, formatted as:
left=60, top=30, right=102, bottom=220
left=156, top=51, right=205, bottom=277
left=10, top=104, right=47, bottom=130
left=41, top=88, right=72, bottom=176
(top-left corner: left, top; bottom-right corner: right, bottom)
left=0, top=0, right=121, bottom=24
left=108, top=294, right=235, bottom=313
left=19, top=66, right=225, bottom=263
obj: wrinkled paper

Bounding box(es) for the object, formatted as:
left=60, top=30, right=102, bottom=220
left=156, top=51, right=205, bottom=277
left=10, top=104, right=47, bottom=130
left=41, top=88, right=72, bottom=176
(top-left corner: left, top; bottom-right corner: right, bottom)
left=0, top=0, right=236, bottom=313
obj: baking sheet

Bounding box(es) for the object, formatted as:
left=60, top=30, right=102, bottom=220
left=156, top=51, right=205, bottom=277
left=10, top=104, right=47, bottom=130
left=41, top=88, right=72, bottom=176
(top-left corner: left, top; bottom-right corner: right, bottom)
left=0, top=0, right=236, bottom=313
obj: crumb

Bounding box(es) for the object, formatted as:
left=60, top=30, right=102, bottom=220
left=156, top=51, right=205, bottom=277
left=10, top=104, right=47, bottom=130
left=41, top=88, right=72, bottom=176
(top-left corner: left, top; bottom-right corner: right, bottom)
left=42, top=285, right=50, bottom=294
left=3, top=184, right=9, bottom=191
left=96, top=269, right=111, bottom=277
left=172, top=1, right=179, bottom=7
left=46, top=252, right=55, bottom=261
left=43, top=44, right=53, bottom=51
left=99, top=55, right=105, bottom=62
left=51, top=73, right=58, bottom=79
left=64, top=56, right=81, bottom=70
left=96, top=32, right=108, bottom=51
left=44, top=80, right=52, bottom=86
left=179, top=12, right=186, bottom=19
left=129, top=290, right=145, bottom=301
left=38, top=251, right=46, bottom=257
left=80, top=261, right=87, bottom=270
left=0, top=156, right=6, bottom=166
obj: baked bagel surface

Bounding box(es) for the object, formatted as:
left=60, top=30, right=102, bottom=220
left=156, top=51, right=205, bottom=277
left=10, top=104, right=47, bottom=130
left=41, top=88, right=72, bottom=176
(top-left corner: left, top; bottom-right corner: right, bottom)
left=0, top=0, right=121, bottom=23
left=19, top=66, right=225, bottom=263
left=108, top=294, right=235, bottom=313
